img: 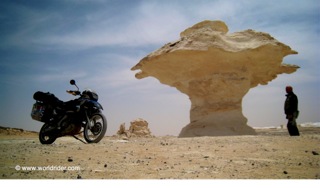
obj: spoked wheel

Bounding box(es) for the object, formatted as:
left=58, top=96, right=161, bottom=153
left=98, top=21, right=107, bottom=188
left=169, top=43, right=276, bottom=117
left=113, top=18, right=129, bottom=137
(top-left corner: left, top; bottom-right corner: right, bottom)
left=84, top=113, right=107, bottom=143
left=39, top=123, right=57, bottom=144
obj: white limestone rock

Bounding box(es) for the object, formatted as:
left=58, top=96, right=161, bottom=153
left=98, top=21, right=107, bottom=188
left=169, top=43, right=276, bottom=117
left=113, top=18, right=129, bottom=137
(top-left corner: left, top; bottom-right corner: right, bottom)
left=131, top=20, right=299, bottom=137
left=116, top=118, right=153, bottom=138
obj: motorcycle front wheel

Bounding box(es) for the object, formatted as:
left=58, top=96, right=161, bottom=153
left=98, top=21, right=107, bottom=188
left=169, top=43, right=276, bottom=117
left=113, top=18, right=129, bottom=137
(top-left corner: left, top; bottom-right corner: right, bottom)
left=84, top=113, right=107, bottom=143
left=39, top=123, right=57, bottom=144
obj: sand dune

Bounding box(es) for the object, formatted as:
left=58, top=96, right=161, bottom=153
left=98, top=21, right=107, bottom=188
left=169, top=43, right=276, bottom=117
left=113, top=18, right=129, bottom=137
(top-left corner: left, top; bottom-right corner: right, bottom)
left=0, top=126, right=319, bottom=179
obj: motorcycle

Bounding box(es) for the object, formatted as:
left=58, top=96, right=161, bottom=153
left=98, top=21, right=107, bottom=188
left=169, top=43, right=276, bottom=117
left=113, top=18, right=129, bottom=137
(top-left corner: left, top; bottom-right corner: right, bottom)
left=31, top=79, right=107, bottom=144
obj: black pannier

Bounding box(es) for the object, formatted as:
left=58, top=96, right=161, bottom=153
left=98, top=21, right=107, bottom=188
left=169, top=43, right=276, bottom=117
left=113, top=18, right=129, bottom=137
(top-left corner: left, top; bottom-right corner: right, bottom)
left=33, top=91, right=62, bottom=106
left=30, top=102, right=53, bottom=122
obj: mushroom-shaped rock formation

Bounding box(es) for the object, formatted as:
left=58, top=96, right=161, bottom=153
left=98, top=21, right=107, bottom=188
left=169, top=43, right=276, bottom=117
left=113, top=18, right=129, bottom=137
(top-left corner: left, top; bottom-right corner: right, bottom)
left=131, top=20, right=299, bottom=137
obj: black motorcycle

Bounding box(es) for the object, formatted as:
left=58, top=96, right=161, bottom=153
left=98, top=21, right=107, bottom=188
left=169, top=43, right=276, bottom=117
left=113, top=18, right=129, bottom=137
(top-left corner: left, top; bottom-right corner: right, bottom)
left=31, top=80, right=107, bottom=144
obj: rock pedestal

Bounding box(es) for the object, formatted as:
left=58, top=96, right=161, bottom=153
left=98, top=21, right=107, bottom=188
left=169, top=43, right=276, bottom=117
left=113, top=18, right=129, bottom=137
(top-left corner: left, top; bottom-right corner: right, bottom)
left=116, top=118, right=153, bottom=138
left=129, top=118, right=152, bottom=137
left=131, top=20, right=299, bottom=137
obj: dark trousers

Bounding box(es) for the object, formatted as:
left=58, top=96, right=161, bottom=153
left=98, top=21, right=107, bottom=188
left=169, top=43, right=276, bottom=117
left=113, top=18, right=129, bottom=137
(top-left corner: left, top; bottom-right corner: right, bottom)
left=286, top=115, right=300, bottom=136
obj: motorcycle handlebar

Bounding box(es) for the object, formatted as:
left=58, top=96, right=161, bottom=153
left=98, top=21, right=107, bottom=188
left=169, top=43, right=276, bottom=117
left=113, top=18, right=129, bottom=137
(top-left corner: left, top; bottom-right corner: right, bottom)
left=66, top=90, right=81, bottom=96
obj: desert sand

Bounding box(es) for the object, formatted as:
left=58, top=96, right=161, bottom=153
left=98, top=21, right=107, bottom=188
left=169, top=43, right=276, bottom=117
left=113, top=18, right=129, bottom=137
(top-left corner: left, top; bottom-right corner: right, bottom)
left=0, top=126, right=319, bottom=179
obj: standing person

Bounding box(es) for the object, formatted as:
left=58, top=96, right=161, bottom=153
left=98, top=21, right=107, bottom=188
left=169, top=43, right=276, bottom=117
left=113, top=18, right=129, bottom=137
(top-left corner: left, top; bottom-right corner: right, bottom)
left=284, top=86, right=300, bottom=136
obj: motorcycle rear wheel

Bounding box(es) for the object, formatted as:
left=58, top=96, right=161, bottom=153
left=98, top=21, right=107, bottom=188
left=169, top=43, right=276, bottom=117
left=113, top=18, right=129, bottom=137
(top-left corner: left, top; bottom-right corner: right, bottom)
left=84, top=113, right=107, bottom=143
left=39, top=123, right=57, bottom=144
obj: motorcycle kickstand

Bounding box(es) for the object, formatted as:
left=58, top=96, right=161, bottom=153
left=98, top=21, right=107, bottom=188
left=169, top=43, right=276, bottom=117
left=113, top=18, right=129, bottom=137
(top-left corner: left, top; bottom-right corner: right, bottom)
left=72, top=135, right=87, bottom=144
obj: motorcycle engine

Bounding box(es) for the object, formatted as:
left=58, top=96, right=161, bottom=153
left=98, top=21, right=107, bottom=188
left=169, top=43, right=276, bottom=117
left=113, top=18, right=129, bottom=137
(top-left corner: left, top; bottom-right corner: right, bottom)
left=61, top=121, right=81, bottom=136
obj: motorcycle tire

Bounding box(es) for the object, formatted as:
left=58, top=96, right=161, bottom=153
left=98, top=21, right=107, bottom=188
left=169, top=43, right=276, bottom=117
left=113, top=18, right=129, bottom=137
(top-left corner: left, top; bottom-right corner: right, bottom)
left=84, top=113, right=107, bottom=143
left=39, top=123, right=57, bottom=144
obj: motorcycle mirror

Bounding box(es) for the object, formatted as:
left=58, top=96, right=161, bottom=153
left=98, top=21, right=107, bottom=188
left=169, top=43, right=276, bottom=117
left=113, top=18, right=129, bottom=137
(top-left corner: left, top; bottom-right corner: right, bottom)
left=70, top=80, right=76, bottom=85
left=70, top=79, right=79, bottom=90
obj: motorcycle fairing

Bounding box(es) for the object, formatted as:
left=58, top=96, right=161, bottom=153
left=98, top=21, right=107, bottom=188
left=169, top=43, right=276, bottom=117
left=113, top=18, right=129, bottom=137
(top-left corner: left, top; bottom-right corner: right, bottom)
left=83, top=99, right=104, bottom=110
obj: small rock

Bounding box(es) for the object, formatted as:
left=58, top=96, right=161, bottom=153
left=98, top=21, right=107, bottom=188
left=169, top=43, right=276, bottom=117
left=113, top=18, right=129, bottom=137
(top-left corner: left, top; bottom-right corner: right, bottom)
left=77, top=174, right=82, bottom=179
left=104, top=164, right=107, bottom=168
left=68, top=157, right=73, bottom=162
left=312, top=151, right=319, bottom=155
left=283, top=171, right=288, bottom=174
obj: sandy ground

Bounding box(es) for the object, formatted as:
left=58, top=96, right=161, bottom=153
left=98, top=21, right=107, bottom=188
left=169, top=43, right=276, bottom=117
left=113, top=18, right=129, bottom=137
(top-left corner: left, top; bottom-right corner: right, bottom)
left=0, top=127, right=319, bottom=179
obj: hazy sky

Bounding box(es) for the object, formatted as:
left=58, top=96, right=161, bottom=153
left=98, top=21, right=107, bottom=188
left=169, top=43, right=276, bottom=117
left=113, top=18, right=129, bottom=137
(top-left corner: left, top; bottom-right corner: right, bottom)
left=0, top=0, right=319, bottom=136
